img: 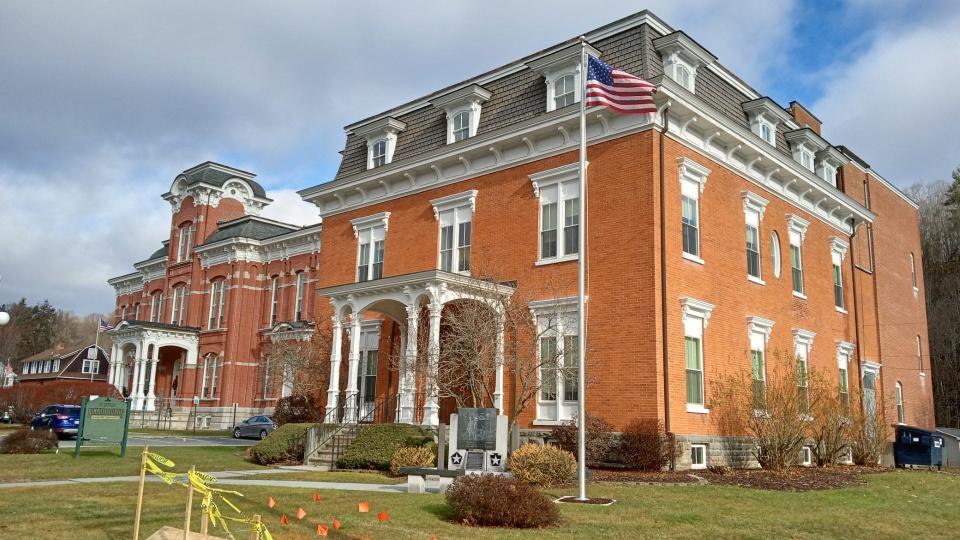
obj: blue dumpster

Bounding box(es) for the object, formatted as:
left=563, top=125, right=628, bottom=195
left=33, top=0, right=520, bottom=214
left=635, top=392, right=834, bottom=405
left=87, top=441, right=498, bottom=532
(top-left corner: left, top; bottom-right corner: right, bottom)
left=894, top=425, right=944, bottom=469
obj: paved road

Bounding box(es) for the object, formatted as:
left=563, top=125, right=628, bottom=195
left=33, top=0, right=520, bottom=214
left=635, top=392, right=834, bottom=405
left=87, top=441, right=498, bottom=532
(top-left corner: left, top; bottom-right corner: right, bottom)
left=58, top=434, right=258, bottom=448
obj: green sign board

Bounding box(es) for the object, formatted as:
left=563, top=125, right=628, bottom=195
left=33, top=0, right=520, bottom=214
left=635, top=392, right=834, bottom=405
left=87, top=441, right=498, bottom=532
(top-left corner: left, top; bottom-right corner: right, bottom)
left=74, top=396, right=131, bottom=458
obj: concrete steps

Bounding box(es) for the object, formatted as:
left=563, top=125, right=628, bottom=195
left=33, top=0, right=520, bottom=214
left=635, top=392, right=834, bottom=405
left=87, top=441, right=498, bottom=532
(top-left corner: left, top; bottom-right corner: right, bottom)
left=305, top=426, right=362, bottom=469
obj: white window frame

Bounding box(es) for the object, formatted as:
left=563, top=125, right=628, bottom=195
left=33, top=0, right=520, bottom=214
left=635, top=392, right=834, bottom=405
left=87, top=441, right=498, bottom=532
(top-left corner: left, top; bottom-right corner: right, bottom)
left=262, top=354, right=273, bottom=398
left=120, top=305, right=127, bottom=321
left=451, top=110, right=470, bottom=142
left=748, top=316, right=775, bottom=409
left=370, top=139, right=386, bottom=167
left=201, top=354, right=221, bottom=399
left=681, top=297, right=714, bottom=413
left=742, top=191, right=769, bottom=284
left=530, top=297, right=580, bottom=424
left=553, top=73, right=576, bottom=109
left=150, top=291, right=164, bottom=323
left=81, top=358, right=99, bottom=375
left=895, top=381, right=905, bottom=424
left=176, top=223, right=195, bottom=263
left=771, top=231, right=782, bottom=278
left=653, top=33, right=715, bottom=94
left=837, top=341, right=854, bottom=414
left=910, top=252, right=918, bottom=293
left=830, top=237, right=849, bottom=313
left=352, top=212, right=390, bottom=283
left=916, top=335, right=923, bottom=375
left=170, top=285, right=187, bottom=326
left=269, top=276, right=280, bottom=325
left=294, top=272, right=306, bottom=322
left=801, top=446, right=813, bottom=466
left=432, top=84, right=490, bottom=144
left=690, top=443, right=707, bottom=469
left=788, top=214, right=810, bottom=299
left=679, top=158, right=709, bottom=264
left=758, top=119, right=775, bottom=144
left=530, top=163, right=582, bottom=265
left=431, top=190, right=477, bottom=275
left=794, top=329, right=815, bottom=415
left=207, top=279, right=227, bottom=330
left=356, top=117, right=405, bottom=170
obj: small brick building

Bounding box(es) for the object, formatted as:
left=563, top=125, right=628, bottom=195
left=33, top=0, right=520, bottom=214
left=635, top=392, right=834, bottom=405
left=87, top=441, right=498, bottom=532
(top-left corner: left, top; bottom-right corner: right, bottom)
left=107, top=10, right=934, bottom=465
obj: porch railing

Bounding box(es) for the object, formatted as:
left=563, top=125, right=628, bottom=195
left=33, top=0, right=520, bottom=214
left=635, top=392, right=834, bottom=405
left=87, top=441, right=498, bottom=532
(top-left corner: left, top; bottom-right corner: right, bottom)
left=303, top=394, right=396, bottom=467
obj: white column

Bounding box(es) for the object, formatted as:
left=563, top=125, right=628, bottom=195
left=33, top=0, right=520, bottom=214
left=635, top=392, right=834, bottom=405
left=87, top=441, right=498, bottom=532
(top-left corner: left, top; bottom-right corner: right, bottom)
left=343, top=315, right=362, bottom=423
left=494, top=313, right=505, bottom=415
left=324, top=316, right=344, bottom=423
left=107, top=343, right=118, bottom=387
left=145, top=358, right=159, bottom=411
left=398, top=304, right=419, bottom=424
left=130, top=357, right=144, bottom=410
left=422, top=300, right=442, bottom=427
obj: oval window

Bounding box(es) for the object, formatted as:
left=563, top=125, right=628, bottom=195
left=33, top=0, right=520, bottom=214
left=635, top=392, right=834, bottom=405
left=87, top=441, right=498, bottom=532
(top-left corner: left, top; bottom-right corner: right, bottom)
left=771, top=231, right=781, bottom=278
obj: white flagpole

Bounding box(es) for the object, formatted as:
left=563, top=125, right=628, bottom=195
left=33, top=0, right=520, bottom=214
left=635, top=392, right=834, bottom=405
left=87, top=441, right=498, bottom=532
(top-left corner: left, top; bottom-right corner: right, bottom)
left=576, top=36, right=588, bottom=501
left=91, top=319, right=100, bottom=382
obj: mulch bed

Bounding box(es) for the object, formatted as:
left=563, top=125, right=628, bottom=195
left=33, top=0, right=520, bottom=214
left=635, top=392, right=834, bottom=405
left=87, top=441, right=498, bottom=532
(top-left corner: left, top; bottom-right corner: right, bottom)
left=590, top=465, right=886, bottom=491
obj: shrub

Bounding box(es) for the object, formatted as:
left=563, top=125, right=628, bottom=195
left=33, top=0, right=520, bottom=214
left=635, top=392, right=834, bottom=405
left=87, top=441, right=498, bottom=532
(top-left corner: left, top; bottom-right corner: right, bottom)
left=509, top=443, right=576, bottom=487
left=389, top=445, right=437, bottom=476
left=0, top=428, right=59, bottom=454
left=552, top=416, right=616, bottom=464
left=272, top=394, right=322, bottom=426
left=618, top=419, right=677, bottom=471
left=849, top=390, right=891, bottom=466
left=337, top=424, right=427, bottom=470
left=249, top=423, right=311, bottom=465
left=445, top=474, right=560, bottom=528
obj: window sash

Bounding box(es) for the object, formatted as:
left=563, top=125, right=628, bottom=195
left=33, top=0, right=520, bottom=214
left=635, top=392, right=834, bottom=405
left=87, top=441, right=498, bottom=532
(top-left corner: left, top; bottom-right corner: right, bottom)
left=685, top=336, right=703, bottom=405
left=373, top=240, right=384, bottom=280
left=452, top=111, right=470, bottom=142
left=358, top=243, right=370, bottom=282
left=562, top=335, right=578, bottom=401
left=439, top=225, right=454, bottom=272
left=457, top=221, right=471, bottom=272
left=372, top=141, right=386, bottom=167
left=295, top=273, right=306, bottom=321
left=681, top=195, right=699, bottom=256
left=563, top=198, right=579, bottom=256
left=270, top=278, right=279, bottom=325
left=746, top=225, right=761, bottom=278
left=539, top=337, right=557, bottom=401
left=833, top=264, right=844, bottom=308
left=554, top=74, right=575, bottom=109
left=541, top=202, right=558, bottom=258
left=791, top=244, right=804, bottom=293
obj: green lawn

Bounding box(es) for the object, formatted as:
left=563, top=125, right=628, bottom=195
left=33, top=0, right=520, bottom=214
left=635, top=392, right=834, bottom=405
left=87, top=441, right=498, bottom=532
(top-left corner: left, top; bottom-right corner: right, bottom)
left=0, top=446, right=263, bottom=482
left=0, top=470, right=955, bottom=539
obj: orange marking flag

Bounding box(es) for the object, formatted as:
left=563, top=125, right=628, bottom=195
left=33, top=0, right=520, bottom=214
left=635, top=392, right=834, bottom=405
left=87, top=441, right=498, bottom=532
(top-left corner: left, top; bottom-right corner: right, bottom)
left=296, top=507, right=307, bottom=520
left=332, top=519, right=341, bottom=530
left=268, top=496, right=277, bottom=508
left=358, top=502, right=369, bottom=513
left=280, top=513, right=289, bottom=526
left=313, top=492, right=322, bottom=502
left=316, top=524, right=329, bottom=537
left=377, top=511, right=389, bottom=523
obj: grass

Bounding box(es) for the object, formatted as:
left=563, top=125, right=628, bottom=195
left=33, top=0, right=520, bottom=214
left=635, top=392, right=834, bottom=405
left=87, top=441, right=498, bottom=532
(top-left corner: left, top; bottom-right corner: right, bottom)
left=0, top=470, right=955, bottom=538
left=0, top=446, right=263, bottom=482
left=252, top=470, right=404, bottom=484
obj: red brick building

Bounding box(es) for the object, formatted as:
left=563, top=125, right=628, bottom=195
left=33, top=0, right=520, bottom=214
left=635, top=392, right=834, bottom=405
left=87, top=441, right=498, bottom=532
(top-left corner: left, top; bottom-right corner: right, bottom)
left=108, top=10, right=933, bottom=465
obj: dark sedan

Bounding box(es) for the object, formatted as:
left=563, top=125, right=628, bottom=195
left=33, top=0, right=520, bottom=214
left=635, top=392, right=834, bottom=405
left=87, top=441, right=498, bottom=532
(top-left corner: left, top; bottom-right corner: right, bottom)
left=233, top=415, right=275, bottom=440
left=30, top=404, right=81, bottom=437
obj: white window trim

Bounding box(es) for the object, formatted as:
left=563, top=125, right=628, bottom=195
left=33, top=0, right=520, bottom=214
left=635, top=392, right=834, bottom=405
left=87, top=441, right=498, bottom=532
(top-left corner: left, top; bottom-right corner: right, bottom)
left=269, top=276, right=280, bottom=325
left=801, top=446, right=813, bottom=467
left=743, top=98, right=792, bottom=147
left=830, top=237, right=849, bottom=313
left=652, top=32, right=716, bottom=94
left=171, top=285, right=187, bottom=326
left=208, top=279, right=227, bottom=330
left=353, top=117, right=406, bottom=170
left=352, top=212, right=390, bottom=282
left=681, top=297, right=714, bottom=413
left=294, top=272, right=306, bottom=321
left=690, top=443, right=708, bottom=469
left=788, top=214, right=810, bottom=298
left=530, top=297, right=580, bottom=423
left=431, top=190, right=477, bottom=274
left=916, top=335, right=924, bottom=376
left=743, top=190, right=768, bottom=283
left=895, top=382, right=905, bottom=424
left=679, top=158, right=710, bottom=261
left=527, top=43, right=598, bottom=113
left=530, top=163, right=583, bottom=264
left=431, top=85, right=491, bottom=144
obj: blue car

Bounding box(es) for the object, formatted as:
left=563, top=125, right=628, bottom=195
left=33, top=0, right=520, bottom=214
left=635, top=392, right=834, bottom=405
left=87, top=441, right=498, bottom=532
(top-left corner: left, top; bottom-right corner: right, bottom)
left=30, top=404, right=81, bottom=438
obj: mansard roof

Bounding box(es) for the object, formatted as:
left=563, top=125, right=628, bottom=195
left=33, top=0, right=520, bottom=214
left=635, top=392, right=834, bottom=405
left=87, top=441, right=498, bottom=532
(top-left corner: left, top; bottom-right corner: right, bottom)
left=146, top=242, right=169, bottom=261
left=201, top=215, right=301, bottom=246
left=179, top=161, right=267, bottom=198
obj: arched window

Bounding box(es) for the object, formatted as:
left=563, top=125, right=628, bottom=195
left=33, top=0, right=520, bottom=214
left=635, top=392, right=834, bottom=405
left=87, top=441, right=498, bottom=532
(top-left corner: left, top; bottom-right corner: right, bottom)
left=895, top=382, right=905, bottom=424
left=294, top=272, right=307, bottom=322
left=916, top=335, right=923, bottom=372
left=170, top=284, right=187, bottom=326
left=269, top=276, right=280, bottom=325
left=554, top=74, right=576, bottom=109
left=910, top=253, right=918, bottom=290
left=208, top=278, right=227, bottom=329
left=371, top=140, right=386, bottom=167
left=452, top=111, right=470, bottom=142
left=150, top=290, right=164, bottom=322
left=201, top=354, right=222, bottom=399
left=176, top=222, right=194, bottom=263
left=770, top=231, right=781, bottom=278
left=676, top=65, right=691, bottom=90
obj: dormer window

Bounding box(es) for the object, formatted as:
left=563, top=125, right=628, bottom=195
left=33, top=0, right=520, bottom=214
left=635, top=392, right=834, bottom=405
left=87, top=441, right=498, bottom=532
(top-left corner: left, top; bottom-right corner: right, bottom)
left=431, top=84, right=491, bottom=144
left=554, top=74, right=576, bottom=109
left=452, top=111, right=470, bottom=142
left=371, top=140, right=386, bottom=167
left=800, top=148, right=814, bottom=171
left=743, top=97, right=792, bottom=148
left=653, top=31, right=717, bottom=93
left=351, top=117, right=405, bottom=170
left=528, top=42, right=600, bottom=113
left=785, top=128, right=838, bottom=177
left=815, top=146, right=848, bottom=188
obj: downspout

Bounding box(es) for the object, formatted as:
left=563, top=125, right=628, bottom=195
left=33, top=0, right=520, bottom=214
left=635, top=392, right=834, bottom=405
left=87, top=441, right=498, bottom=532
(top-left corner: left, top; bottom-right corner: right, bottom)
left=659, top=107, right=671, bottom=436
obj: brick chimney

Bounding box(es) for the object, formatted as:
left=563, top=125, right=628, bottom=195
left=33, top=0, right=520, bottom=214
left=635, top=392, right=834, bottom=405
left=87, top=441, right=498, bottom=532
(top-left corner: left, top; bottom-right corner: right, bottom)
left=789, top=101, right=822, bottom=135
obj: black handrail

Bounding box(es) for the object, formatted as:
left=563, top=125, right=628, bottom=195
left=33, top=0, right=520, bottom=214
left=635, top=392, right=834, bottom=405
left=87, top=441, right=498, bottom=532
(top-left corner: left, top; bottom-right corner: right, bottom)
left=303, top=394, right=396, bottom=467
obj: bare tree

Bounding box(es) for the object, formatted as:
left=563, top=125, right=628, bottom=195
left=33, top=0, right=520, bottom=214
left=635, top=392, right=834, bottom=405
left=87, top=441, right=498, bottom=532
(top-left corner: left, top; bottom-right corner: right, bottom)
left=263, top=326, right=332, bottom=400
left=806, top=372, right=853, bottom=466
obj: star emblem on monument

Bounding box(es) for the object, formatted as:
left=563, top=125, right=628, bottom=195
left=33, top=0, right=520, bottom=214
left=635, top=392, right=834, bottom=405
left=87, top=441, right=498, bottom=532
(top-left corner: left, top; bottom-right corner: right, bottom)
left=451, top=451, right=463, bottom=466
left=490, top=453, right=502, bottom=467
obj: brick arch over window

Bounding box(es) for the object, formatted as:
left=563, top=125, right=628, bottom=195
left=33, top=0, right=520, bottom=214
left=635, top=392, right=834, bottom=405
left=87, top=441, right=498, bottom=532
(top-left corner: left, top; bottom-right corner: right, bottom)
left=175, top=221, right=195, bottom=263
left=207, top=277, right=228, bottom=330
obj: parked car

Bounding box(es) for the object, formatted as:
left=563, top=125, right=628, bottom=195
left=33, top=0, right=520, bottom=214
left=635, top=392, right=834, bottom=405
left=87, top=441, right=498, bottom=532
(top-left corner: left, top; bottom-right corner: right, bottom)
left=233, top=415, right=275, bottom=440
left=30, top=404, right=81, bottom=438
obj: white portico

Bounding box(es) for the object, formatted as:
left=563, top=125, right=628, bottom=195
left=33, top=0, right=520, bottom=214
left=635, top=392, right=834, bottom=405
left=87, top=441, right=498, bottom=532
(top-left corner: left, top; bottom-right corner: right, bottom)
left=107, top=320, right=199, bottom=411
left=318, top=270, right=514, bottom=427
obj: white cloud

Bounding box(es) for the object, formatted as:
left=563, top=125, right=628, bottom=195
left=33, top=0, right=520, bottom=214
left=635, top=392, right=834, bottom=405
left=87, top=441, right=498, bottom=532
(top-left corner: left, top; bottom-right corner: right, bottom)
left=261, top=190, right=320, bottom=227
left=813, top=5, right=960, bottom=184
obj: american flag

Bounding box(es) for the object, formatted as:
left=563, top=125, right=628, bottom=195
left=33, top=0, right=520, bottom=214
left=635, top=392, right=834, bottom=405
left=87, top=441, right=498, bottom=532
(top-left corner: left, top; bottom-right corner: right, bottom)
left=98, top=318, right=113, bottom=332
left=585, top=55, right=657, bottom=114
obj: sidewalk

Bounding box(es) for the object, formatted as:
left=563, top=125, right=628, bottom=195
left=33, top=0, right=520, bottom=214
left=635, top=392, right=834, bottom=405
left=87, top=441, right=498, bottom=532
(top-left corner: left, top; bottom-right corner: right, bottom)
left=0, top=468, right=406, bottom=493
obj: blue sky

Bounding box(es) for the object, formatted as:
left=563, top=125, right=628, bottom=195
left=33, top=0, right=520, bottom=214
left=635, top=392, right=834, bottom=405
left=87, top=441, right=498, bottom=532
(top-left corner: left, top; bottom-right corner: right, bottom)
left=1, top=0, right=958, bottom=314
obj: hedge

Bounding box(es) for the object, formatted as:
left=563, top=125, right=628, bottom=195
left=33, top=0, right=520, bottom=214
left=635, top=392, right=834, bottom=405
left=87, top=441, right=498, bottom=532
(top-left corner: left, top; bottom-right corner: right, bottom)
left=249, top=423, right=312, bottom=465
left=337, top=424, right=428, bottom=470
